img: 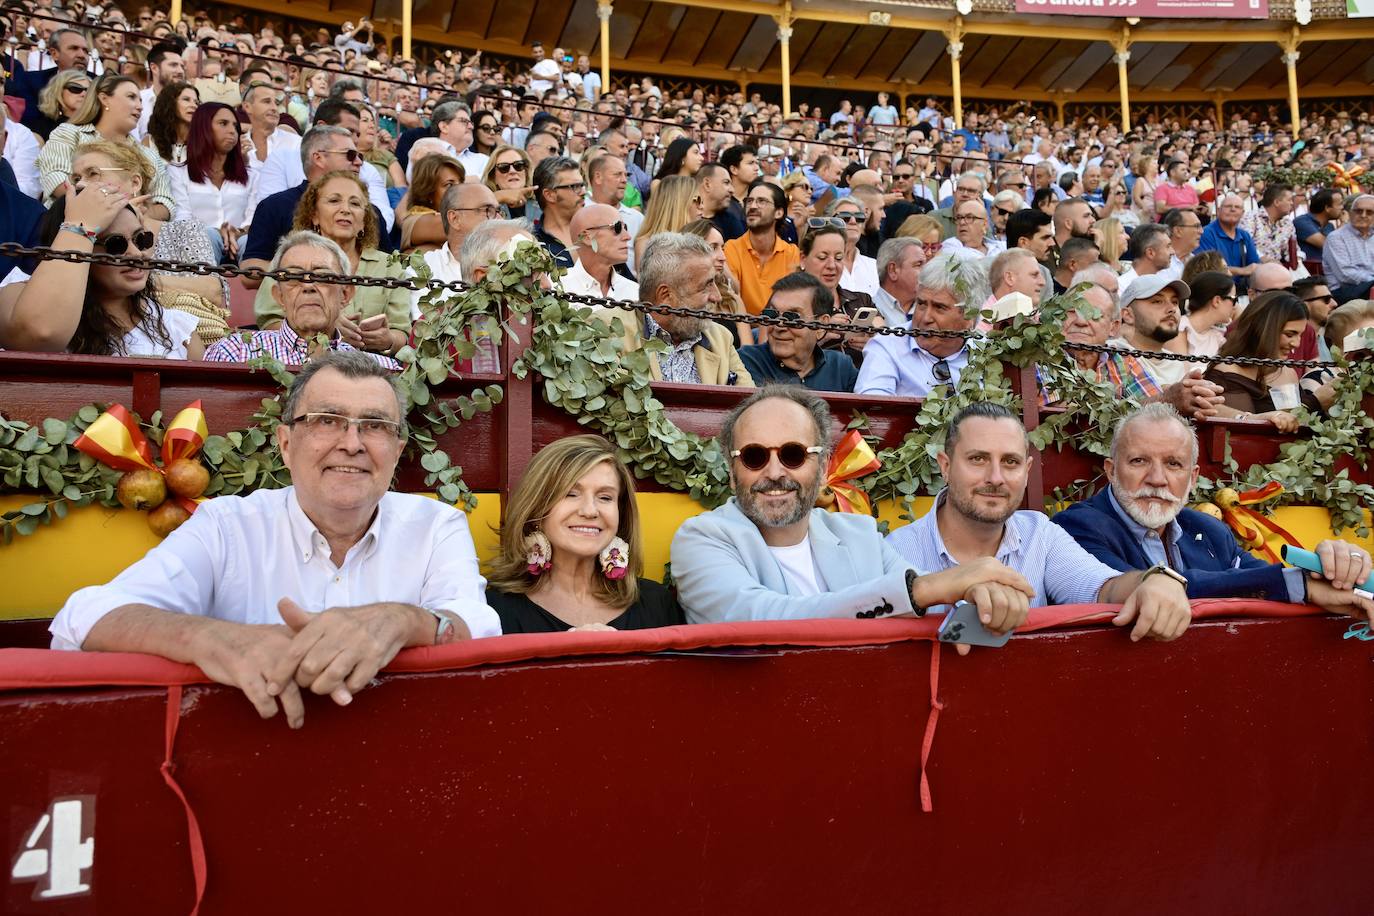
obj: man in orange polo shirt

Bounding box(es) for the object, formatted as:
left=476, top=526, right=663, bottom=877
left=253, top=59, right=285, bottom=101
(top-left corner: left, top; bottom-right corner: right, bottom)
left=725, top=180, right=801, bottom=315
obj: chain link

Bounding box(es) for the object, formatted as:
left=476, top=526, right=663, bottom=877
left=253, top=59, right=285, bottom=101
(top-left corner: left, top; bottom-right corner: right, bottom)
left=0, top=242, right=1335, bottom=369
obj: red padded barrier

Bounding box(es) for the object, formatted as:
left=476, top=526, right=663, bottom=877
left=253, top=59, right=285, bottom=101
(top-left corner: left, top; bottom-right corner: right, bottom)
left=0, top=599, right=1328, bottom=692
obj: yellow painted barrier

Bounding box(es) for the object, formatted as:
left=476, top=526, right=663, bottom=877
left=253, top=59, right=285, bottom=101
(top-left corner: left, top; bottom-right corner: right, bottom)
left=2, top=494, right=1369, bottom=621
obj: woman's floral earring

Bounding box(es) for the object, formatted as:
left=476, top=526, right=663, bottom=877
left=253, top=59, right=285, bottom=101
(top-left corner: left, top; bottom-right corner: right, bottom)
left=523, top=528, right=552, bottom=576
left=599, top=537, right=629, bottom=580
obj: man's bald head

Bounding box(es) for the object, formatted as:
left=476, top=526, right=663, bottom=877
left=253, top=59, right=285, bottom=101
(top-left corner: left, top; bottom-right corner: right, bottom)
left=440, top=182, right=500, bottom=241
left=849, top=168, right=881, bottom=187
left=571, top=203, right=621, bottom=247
left=1250, top=261, right=1293, bottom=294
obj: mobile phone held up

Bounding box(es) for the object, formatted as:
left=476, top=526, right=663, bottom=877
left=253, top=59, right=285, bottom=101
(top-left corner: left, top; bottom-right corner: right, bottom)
left=937, top=600, right=1013, bottom=648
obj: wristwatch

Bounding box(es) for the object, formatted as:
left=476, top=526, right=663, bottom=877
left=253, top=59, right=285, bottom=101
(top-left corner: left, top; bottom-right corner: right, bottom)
left=905, top=568, right=927, bottom=617
left=1141, top=564, right=1188, bottom=589
left=423, top=607, right=456, bottom=645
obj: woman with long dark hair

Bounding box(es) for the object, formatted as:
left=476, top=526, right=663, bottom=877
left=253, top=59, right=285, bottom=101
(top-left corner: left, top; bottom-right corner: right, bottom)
left=799, top=222, right=882, bottom=366
left=143, top=81, right=199, bottom=166
left=0, top=190, right=202, bottom=358
left=1203, top=290, right=1318, bottom=430
left=650, top=137, right=703, bottom=195
left=169, top=102, right=252, bottom=263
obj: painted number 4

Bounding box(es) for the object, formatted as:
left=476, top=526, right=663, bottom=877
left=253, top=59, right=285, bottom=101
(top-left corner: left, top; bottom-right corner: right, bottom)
left=10, top=798, right=94, bottom=899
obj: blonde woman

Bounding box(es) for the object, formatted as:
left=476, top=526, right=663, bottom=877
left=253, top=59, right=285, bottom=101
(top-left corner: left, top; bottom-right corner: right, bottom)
left=37, top=72, right=176, bottom=220
left=633, top=174, right=704, bottom=266
left=358, top=103, right=405, bottom=188
left=34, top=68, right=89, bottom=140
left=1093, top=217, right=1129, bottom=272
left=1132, top=154, right=1158, bottom=223
left=485, top=435, right=681, bottom=634
left=481, top=143, right=535, bottom=220
left=895, top=213, right=945, bottom=262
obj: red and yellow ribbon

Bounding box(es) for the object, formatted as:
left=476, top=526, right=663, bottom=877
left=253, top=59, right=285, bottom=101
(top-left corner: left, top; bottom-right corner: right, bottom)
left=817, top=430, right=881, bottom=515
left=1211, top=482, right=1302, bottom=564
left=74, top=400, right=209, bottom=512
left=1326, top=162, right=1366, bottom=192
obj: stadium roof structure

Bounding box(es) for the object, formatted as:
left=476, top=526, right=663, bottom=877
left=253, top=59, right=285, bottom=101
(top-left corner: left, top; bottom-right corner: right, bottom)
left=227, top=0, right=1374, bottom=120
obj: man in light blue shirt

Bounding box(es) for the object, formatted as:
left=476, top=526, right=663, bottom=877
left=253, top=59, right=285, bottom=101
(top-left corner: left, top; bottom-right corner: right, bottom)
left=856, top=253, right=983, bottom=398
left=886, top=403, right=1192, bottom=642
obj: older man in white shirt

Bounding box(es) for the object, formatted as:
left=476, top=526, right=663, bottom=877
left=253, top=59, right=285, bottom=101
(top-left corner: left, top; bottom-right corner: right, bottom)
left=563, top=203, right=640, bottom=301
left=411, top=183, right=501, bottom=317
left=2, top=113, right=42, bottom=199
left=50, top=352, right=498, bottom=728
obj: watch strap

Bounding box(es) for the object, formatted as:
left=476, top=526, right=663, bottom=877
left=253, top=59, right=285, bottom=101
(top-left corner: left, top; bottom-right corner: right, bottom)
left=1141, top=564, right=1188, bottom=589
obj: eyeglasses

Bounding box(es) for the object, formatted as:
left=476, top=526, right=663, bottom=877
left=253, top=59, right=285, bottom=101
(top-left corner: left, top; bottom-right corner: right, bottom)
left=932, top=359, right=952, bottom=383
left=552, top=181, right=586, bottom=193
left=921, top=241, right=942, bottom=255
left=1005, top=181, right=1028, bottom=189
left=288, top=412, right=404, bottom=441
left=955, top=213, right=986, bottom=222
left=98, top=229, right=156, bottom=255
left=451, top=204, right=500, bottom=218
left=731, top=442, right=823, bottom=471
left=324, top=148, right=362, bottom=163
left=833, top=212, right=864, bottom=223
left=586, top=221, right=626, bottom=235
left=1352, top=208, right=1374, bottom=216
left=995, top=207, right=1016, bottom=218
left=1303, top=294, right=1336, bottom=305
left=493, top=160, right=527, bottom=174
left=65, top=84, right=89, bottom=94
left=476, top=122, right=498, bottom=132
left=807, top=217, right=846, bottom=230
left=761, top=307, right=805, bottom=321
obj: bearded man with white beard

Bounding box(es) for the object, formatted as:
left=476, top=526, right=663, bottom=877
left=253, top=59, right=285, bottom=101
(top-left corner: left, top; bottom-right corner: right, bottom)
left=1054, top=403, right=1374, bottom=621
left=671, top=386, right=1035, bottom=625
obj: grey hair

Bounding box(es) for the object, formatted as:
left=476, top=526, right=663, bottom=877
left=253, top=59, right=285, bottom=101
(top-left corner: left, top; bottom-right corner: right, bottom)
left=956, top=171, right=987, bottom=193
left=299, top=125, right=352, bottom=170
left=431, top=100, right=470, bottom=125
left=282, top=351, right=407, bottom=437
left=269, top=230, right=351, bottom=276
left=458, top=218, right=531, bottom=279
left=876, top=237, right=923, bottom=281
left=719, top=384, right=833, bottom=463
left=329, top=77, right=365, bottom=98
left=918, top=253, right=989, bottom=311
left=1110, top=402, right=1197, bottom=468
left=992, top=189, right=1025, bottom=211
left=1348, top=194, right=1374, bottom=212
left=639, top=233, right=713, bottom=305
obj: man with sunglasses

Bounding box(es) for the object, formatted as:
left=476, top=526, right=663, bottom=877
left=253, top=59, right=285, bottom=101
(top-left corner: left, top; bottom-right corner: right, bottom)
left=52, top=348, right=498, bottom=729
left=1289, top=275, right=1338, bottom=361
left=1321, top=194, right=1374, bottom=304
left=531, top=155, right=584, bottom=269
left=672, top=385, right=1034, bottom=626
left=563, top=203, right=638, bottom=301
left=737, top=273, right=858, bottom=392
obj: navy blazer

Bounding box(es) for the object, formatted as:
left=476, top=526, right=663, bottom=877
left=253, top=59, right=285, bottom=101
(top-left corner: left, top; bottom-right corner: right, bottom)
left=1052, top=488, right=1292, bottom=602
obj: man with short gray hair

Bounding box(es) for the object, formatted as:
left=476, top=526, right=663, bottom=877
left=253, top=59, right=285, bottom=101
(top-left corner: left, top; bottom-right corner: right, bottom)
left=598, top=232, right=752, bottom=386
left=873, top=237, right=925, bottom=326
left=51, top=348, right=500, bottom=728
left=1322, top=194, right=1374, bottom=303
left=1054, top=402, right=1373, bottom=620
left=432, top=100, right=488, bottom=178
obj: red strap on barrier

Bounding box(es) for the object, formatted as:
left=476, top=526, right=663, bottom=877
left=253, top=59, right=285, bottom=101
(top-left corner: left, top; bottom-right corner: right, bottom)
left=919, top=640, right=945, bottom=813
left=159, top=685, right=207, bottom=916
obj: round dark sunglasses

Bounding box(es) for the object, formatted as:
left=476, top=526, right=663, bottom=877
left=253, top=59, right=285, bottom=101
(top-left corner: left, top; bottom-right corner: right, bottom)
left=493, top=160, right=527, bottom=174
left=98, top=230, right=156, bottom=255
left=731, top=442, right=823, bottom=471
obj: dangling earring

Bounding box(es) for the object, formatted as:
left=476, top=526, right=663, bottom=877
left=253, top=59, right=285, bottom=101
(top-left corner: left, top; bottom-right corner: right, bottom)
left=523, top=528, right=552, bottom=576
left=599, top=536, right=629, bottom=581
left=357, top=229, right=365, bottom=243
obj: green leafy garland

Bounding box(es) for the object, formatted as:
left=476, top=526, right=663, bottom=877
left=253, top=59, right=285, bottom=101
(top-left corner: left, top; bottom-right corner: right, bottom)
left=1252, top=163, right=1372, bottom=192
left=3, top=247, right=1373, bottom=543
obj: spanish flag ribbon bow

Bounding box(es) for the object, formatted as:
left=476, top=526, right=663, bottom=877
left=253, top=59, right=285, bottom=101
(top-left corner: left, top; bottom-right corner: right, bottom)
left=73, top=401, right=209, bottom=510
left=1208, top=482, right=1302, bottom=564
left=1326, top=162, right=1366, bottom=192
left=816, top=430, right=881, bottom=515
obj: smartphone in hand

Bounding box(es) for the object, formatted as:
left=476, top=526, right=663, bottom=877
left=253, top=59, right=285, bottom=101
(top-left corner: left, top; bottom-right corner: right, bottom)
left=937, top=600, right=1013, bottom=648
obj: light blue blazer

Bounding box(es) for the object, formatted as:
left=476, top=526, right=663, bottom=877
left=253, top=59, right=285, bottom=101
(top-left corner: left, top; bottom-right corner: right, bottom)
left=671, top=499, right=919, bottom=624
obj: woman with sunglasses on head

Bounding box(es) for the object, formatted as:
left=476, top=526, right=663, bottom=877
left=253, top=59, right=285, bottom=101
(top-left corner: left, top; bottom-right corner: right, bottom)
left=67, top=140, right=230, bottom=343
left=33, top=69, right=90, bottom=141
left=255, top=171, right=412, bottom=357
left=481, top=144, right=536, bottom=220
left=486, top=435, right=681, bottom=635
left=357, top=103, right=405, bottom=189
left=142, top=81, right=199, bottom=168
left=0, top=187, right=202, bottom=358
left=826, top=197, right=880, bottom=298
left=37, top=72, right=177, bottom=221
left=398, top=154, right=465, bottom=254
left=799, top=222, right=882, bottom=367
left=168, top=103, right=250, bottom=267
left=633, top=174, right=704, bottom=269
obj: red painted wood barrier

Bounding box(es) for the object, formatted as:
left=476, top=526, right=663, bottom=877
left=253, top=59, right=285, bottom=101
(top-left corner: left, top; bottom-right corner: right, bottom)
left=1, top=603, right=1371, bottom=914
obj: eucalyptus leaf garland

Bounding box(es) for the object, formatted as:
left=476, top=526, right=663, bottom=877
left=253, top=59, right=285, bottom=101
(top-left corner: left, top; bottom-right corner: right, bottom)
left=3, top=245, right=1372, bottom=544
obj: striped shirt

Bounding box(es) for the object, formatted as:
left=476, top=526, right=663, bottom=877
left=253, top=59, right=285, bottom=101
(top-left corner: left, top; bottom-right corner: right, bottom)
left=203, top=322, right=401, bottom=369
left=885, top=489, right=1119, bottom=613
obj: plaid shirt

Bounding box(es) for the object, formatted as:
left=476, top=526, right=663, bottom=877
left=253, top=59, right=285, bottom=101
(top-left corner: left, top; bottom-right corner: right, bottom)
left=203, top=322, right=401, bottom=369
left=1038, top=350, right=1162, bottom=406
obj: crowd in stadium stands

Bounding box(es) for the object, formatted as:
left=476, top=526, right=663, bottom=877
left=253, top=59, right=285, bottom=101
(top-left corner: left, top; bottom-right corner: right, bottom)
left=4, top=4, right=1374, bottom=708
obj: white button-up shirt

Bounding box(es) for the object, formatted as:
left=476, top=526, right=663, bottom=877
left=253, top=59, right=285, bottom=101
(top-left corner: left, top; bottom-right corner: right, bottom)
left=414, top=243, right=463, bottom=318
left=50, top=487, right=499, bottom=650
left=561, top=260, right=641, bottom=302
left=249, top=141, right=394, bottom=231
left=169, top=162, right=253, bottom=230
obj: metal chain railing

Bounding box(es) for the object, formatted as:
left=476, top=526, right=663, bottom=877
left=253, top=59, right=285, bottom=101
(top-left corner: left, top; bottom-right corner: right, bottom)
left=0, top=242, right=1338, bottom=370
